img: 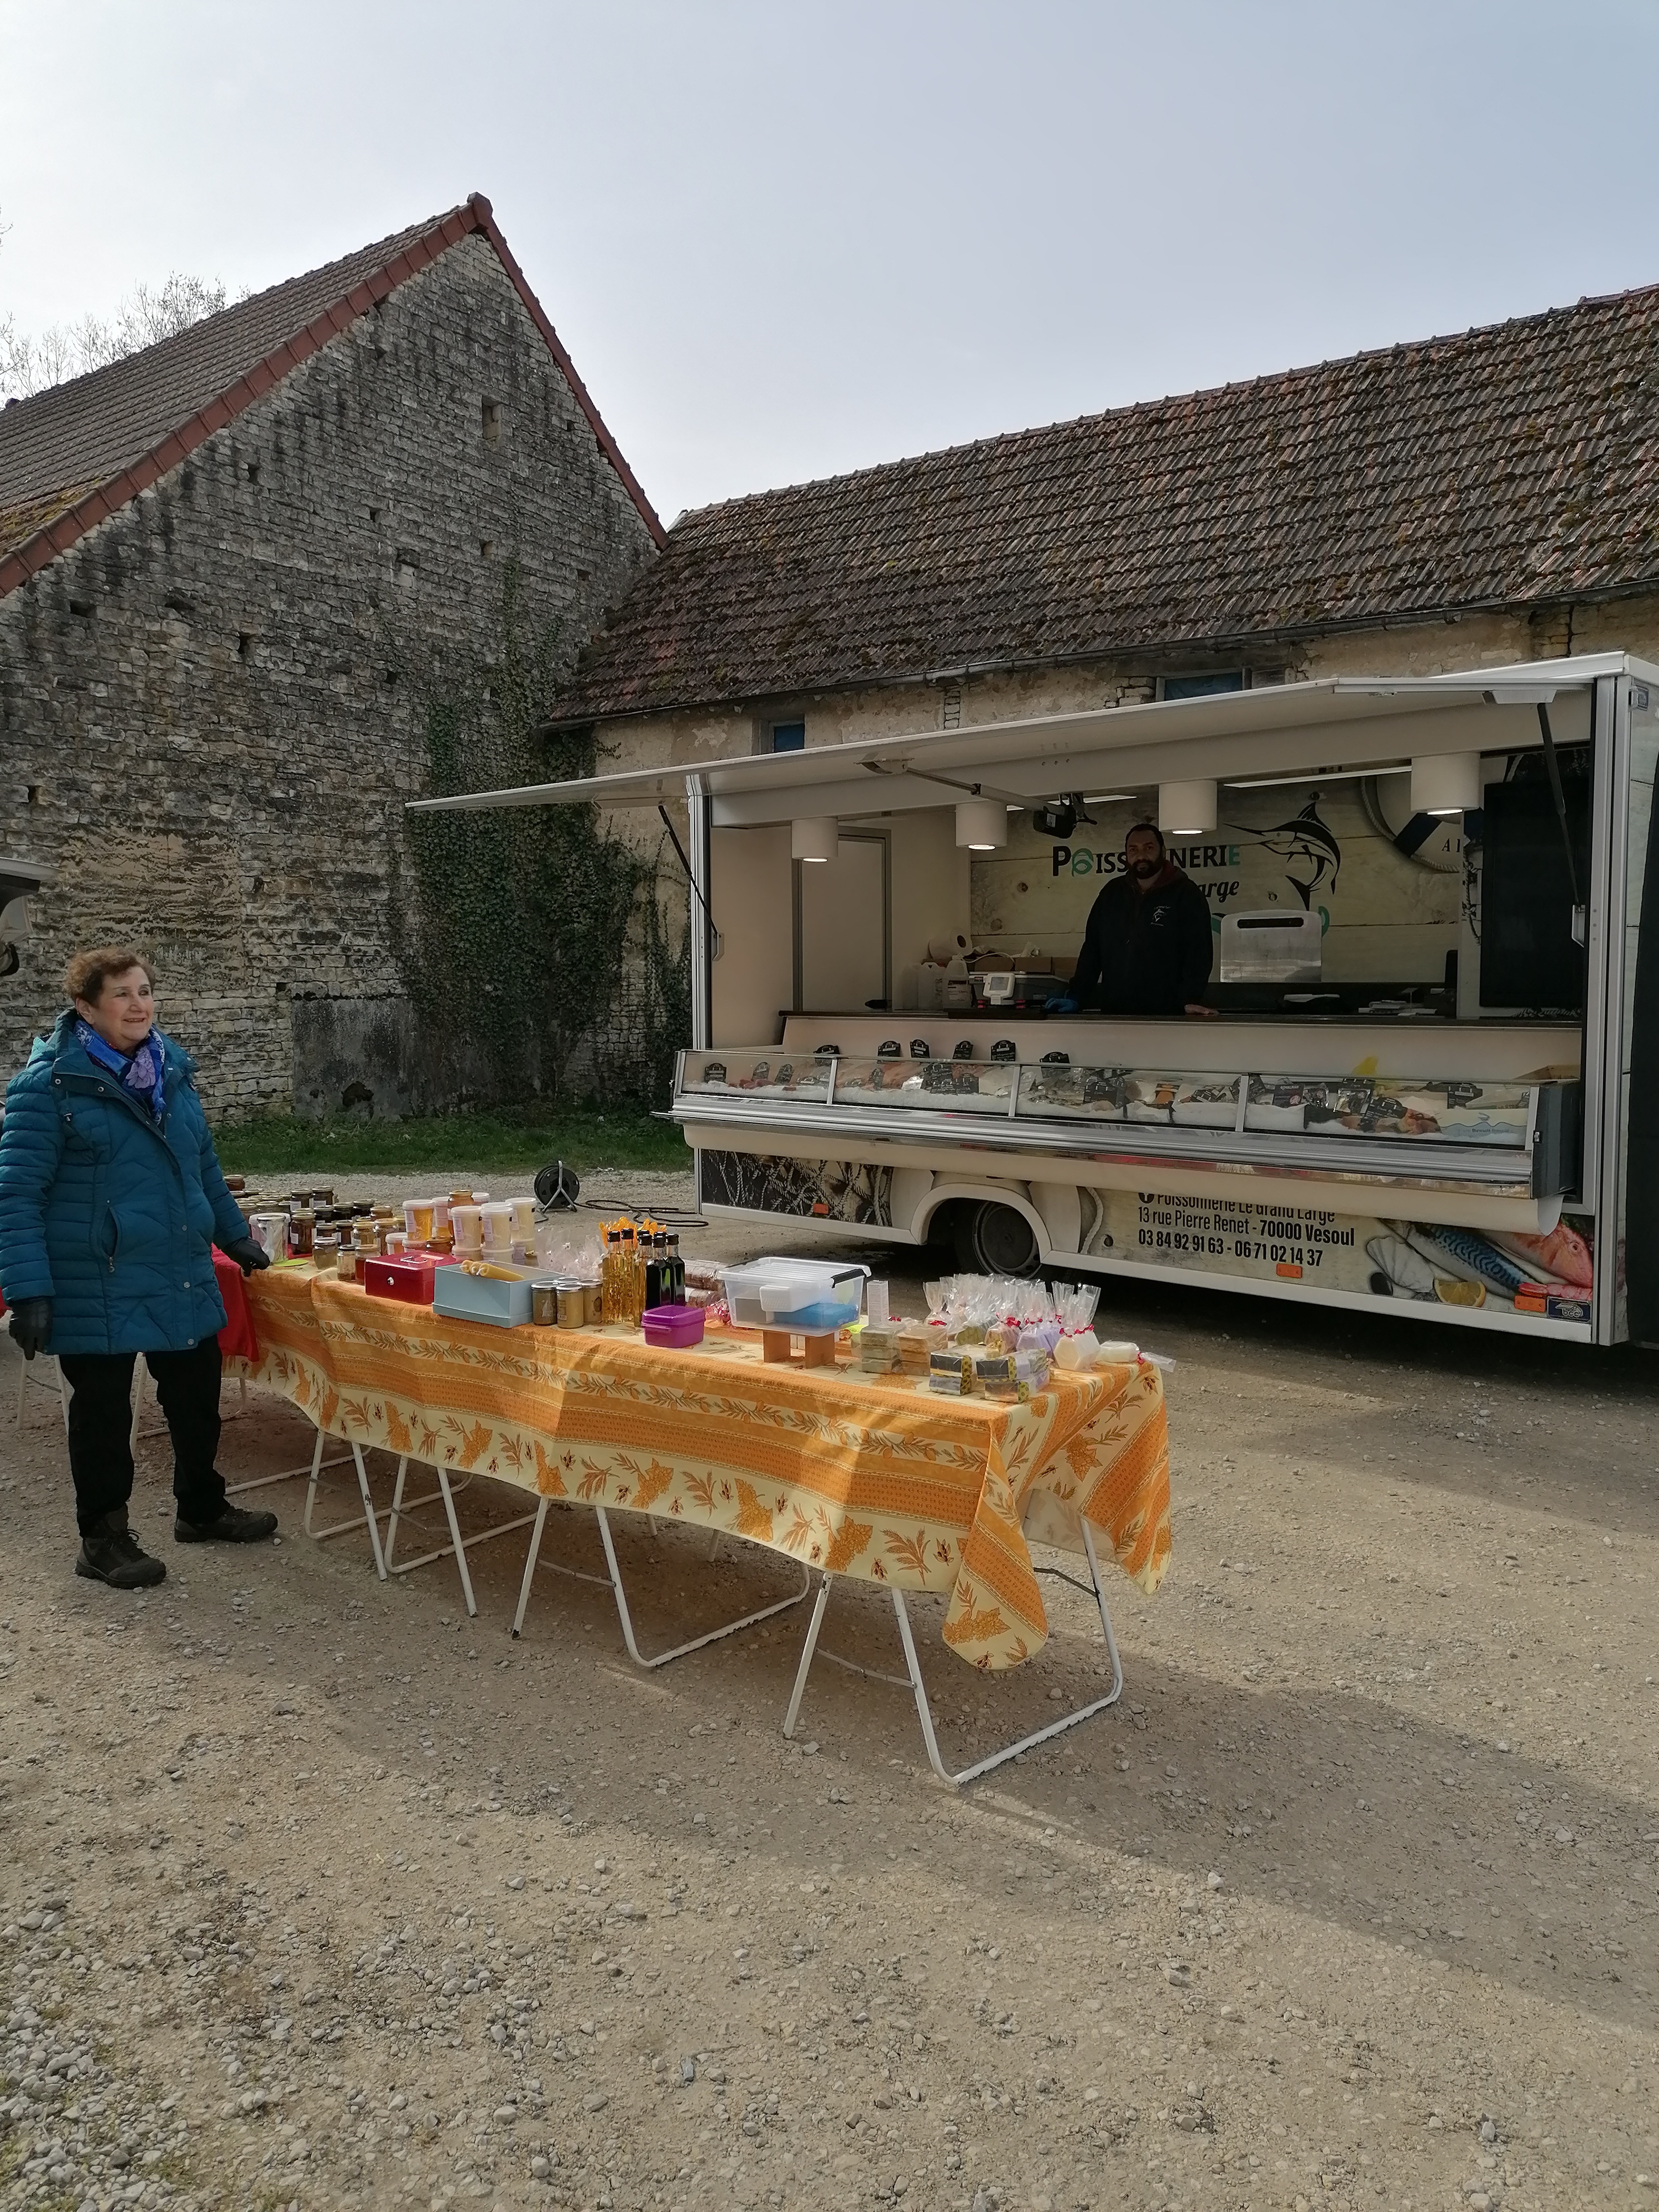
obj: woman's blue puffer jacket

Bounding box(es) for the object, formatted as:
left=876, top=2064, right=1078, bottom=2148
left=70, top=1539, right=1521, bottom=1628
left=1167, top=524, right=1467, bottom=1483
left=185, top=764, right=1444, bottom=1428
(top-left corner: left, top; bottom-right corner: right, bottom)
left=0, top=1010, right=249, bottom=1356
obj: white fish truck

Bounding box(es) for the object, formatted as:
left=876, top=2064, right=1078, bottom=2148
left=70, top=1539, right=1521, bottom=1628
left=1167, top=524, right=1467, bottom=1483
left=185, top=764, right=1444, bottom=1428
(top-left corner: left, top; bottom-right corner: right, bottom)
left=413, top=654, right=1659, bottom=1348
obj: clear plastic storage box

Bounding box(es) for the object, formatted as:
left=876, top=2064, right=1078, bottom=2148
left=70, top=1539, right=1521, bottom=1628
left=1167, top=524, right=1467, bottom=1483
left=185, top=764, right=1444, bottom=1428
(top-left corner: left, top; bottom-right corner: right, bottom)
left=720, top=1258, right=869, bottom=1334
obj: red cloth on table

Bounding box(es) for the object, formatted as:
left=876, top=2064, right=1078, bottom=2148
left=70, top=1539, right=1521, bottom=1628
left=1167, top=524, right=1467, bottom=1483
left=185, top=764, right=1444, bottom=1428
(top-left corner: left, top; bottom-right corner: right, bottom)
left=213, top=1249, right=260, bottom=1361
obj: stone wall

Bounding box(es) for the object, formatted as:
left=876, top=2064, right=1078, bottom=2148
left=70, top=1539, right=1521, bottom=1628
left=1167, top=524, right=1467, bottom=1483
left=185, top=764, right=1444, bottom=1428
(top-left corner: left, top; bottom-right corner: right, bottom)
left=0, top=233, right=658, bottom=1117
left=593, top=600, right=1659, bottom=791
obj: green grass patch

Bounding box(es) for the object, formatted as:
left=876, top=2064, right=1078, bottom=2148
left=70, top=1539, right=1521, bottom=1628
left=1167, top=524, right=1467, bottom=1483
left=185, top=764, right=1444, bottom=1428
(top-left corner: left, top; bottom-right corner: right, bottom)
left=213, top=1109, right=689, bottom=1177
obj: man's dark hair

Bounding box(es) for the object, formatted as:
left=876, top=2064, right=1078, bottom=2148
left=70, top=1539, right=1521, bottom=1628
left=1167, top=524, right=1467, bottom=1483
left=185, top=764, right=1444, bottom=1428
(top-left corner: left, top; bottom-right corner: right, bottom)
left=1125, top=820, right=1166, bottom=855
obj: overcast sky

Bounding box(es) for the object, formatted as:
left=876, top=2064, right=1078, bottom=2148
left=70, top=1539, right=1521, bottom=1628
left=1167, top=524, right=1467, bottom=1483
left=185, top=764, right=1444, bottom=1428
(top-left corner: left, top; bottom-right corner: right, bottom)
left=4, top=0, right=1659, bottom=524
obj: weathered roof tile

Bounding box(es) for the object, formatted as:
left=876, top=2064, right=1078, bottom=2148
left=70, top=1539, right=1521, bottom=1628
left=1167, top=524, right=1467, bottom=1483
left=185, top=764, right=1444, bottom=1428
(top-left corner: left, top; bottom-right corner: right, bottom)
left=555, top=281, right=1659, bottom=723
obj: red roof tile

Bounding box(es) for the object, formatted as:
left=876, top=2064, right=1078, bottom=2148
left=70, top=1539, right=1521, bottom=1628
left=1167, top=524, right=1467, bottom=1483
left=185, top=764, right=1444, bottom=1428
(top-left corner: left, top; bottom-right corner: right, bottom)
left=0, top=194, right=661, bottom=595
left=554, top=281, right=1659, bottom=722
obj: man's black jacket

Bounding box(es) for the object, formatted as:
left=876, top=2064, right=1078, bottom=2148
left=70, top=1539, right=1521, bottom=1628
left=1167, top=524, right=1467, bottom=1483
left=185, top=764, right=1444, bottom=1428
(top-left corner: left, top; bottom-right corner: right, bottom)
left=1071, top=867, right=1214, bottom=1015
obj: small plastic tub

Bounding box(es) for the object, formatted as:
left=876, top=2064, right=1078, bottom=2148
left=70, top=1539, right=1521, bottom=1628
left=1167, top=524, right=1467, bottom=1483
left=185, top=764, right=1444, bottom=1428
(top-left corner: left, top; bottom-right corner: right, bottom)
left=478, top=1202, right=515, bottom=1257
left=642, top=1303, right=705, bottom=1349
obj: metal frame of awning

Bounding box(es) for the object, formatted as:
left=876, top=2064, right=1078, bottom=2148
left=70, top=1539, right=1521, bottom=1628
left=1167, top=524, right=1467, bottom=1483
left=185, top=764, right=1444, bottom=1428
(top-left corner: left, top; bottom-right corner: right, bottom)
left=404, top=655, right=1646, bottom=829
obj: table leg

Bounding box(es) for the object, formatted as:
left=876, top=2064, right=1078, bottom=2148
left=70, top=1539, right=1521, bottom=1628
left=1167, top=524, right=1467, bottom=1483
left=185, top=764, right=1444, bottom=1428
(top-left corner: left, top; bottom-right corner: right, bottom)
left=301, top=1427, right=378, bottom=1536
left=364, top=1458, right=533, bottom=1614
left=301, top=1427, right=327, bottom=1533
left=783, top=1575, right=833, bottom=1737
left=385, top=1457, right=410, bottom=1569
left=351, top=1443, right=389, bottom=1580
left=594, top=1506, right=811, bottom=1670
left=509, top=1498, right=622, bottom=1640
left=784, top=1520, right=1126, bottom=1787
left=512, top=1498, right=551, bottom=1639
left=436, top=1464, right=478, bottom=1619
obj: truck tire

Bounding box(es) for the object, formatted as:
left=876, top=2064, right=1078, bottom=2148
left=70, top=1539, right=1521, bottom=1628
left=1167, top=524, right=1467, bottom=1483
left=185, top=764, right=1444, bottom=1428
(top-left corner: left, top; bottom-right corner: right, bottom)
left=953, top=1198, right=1041, bottom=1277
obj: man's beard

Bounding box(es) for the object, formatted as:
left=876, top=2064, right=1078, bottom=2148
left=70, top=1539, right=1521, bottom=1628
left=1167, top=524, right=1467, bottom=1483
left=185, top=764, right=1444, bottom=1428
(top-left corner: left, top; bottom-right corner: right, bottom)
left=1131, top=858, right=1161, bottom=881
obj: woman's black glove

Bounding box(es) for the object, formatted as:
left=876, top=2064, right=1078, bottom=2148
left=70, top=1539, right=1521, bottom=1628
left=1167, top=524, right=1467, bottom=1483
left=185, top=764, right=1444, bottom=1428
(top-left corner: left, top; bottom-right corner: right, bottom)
left=7, top=1298, right=53, bottom=1359
left=221, top=1237, right=272, bottom=1277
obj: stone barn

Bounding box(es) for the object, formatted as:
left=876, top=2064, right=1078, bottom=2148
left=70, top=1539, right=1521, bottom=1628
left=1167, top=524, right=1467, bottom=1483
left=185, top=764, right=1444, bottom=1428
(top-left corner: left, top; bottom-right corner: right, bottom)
left=0, top=194, right=661, bottom=1116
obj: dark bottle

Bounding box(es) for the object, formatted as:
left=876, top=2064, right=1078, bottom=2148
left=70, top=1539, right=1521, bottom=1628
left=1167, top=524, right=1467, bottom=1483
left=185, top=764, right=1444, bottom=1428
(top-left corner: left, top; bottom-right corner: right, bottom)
left=644, top=1230, right=669, bottom=1310
left=665, top=1232, right=685, bottom=1303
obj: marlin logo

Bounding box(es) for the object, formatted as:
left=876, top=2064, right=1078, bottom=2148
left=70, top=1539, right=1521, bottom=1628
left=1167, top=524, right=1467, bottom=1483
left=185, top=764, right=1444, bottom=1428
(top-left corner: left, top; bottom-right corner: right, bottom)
left=1250, top=799, right=1343, bottom=910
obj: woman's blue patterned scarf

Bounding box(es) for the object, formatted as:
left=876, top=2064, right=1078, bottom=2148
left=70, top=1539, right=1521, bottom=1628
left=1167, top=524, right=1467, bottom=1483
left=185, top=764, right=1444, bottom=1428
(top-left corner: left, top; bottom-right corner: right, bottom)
left=75, top=1020, right=166, bottom=1121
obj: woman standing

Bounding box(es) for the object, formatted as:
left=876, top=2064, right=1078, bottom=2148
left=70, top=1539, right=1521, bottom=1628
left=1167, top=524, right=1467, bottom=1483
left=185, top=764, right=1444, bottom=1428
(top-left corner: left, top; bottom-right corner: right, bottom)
left=0, top=948, right=276, bottom=1588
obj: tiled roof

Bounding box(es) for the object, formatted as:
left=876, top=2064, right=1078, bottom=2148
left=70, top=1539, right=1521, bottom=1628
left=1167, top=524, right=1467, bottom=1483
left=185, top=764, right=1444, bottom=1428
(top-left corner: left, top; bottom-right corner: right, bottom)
left=554, top=281, right=1659, bottom=723
left=0, top=195, right=660, bottom=594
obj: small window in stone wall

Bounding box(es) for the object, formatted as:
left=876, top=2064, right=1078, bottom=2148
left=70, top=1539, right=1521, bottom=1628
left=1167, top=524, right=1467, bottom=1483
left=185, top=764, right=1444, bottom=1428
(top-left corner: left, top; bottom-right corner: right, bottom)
left=1160, top=671, right=1244, bottom=701
left=482, top=399, right=502, bottom=447
left=769, top=721, right=806, bottom=752
left=479, top=539, right=494, bottom=561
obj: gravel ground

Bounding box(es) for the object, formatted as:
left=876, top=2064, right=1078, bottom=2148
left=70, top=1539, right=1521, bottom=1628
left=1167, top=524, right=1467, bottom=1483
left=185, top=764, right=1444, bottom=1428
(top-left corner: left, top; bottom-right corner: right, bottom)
left=2, top=1204, right=1657, bottom=2212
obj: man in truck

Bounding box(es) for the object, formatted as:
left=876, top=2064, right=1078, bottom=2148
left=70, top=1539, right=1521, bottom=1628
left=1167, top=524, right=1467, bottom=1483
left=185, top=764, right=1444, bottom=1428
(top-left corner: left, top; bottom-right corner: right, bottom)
left=1059, top=821, right=1217, bottom=1017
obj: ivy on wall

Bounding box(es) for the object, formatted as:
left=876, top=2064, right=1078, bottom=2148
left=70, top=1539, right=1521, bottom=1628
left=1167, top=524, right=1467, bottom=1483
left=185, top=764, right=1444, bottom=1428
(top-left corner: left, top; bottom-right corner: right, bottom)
left=390, top=560, right=689, bottom=1112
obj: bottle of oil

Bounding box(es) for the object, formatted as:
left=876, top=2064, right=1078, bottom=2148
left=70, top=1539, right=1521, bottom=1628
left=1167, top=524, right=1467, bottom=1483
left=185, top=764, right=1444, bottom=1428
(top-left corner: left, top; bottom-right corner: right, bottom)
left=665, top=1232, right=685, bottom=1305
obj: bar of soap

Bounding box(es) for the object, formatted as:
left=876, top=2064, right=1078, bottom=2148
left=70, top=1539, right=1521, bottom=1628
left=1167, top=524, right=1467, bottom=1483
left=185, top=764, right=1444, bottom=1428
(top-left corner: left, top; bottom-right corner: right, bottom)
left=929, top=1348, right=973, bottom=1393
left=1014, top=1349, right=1051, bottom=1392
left=858, top=1324, right=904, bottom=1374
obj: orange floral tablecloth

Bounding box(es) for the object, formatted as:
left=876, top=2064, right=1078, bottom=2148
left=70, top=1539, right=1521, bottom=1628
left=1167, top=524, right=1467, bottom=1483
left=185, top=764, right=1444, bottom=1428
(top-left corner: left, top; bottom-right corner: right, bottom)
left=238, top=1269, right=1172, bottom=1671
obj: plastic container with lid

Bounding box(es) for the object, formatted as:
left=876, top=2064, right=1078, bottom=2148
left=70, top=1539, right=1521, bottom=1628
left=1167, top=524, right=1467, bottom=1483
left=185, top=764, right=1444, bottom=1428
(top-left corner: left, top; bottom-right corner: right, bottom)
left=249, top=1211, right=288, bottom=1260
left=450, top=1204, right=483, bottom=1255
left=479, top=1202, right=515, bottom=1257
left=643, top=1302, right=706, bottom=1349
left=721, top=1258, right=869, bottom=1334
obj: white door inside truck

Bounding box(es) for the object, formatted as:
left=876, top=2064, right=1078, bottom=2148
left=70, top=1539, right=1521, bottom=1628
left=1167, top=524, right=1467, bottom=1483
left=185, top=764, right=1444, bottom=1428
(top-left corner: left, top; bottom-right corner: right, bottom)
left=800, top=833, right=885, bottom=1011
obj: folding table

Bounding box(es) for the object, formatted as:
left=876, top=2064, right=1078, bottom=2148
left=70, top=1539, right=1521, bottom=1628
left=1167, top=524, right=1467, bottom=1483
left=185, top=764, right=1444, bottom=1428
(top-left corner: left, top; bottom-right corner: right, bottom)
left=237, top=1269, right=1172, bottom=1780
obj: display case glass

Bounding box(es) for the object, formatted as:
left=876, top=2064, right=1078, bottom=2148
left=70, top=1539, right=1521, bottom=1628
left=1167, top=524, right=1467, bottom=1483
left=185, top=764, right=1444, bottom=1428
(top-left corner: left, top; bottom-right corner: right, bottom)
left=832, top=1056, right=1016, bottom=1115
left=674, top=1049, right=1577, bottom=1195
left=680, top=1051, right=836, bottom=1103
left=1241, top=1075, right=1533, bottom=1147
left=1015, top=1065, right=1239, bottom=1128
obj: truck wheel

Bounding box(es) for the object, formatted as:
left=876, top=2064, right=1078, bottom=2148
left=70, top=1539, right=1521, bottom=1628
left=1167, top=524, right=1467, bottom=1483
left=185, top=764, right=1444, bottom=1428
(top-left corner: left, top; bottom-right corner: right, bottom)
left=953, top=1199, right=1041, bottom=1277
